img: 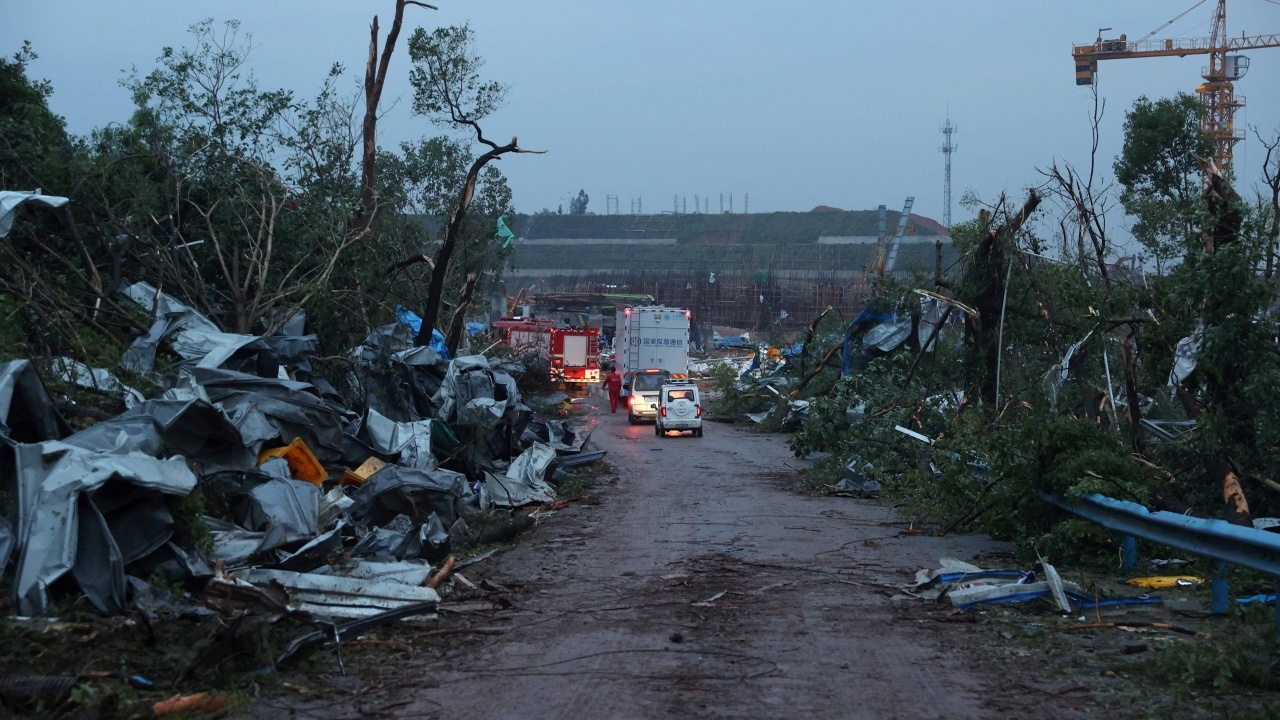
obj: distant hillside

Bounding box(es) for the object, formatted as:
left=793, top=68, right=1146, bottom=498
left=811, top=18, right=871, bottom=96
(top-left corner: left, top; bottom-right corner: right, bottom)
left=508, top=209, right=945, bottom=244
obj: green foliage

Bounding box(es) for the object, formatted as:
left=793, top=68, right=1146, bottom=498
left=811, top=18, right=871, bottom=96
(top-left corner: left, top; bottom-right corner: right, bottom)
left=1114, top=93, right=1214, bottom=262
left=1152, top=617, right=1280, bottom=693
left=775, top=94, right=1280, bottom=564
left=113, top=20, right=362, bottom=336
left=407, top=23, right=507, bottom=125
left=569, top=189, right=589, bottom=215
left=0, top=43, right=75, bottom=189
left=168, top=489, right=214, bottom=554
left=555, top=464, right=597, bottom=500
left=1, top=19, right=523, bottom=379
left=707, top=359, right=773, bottom=420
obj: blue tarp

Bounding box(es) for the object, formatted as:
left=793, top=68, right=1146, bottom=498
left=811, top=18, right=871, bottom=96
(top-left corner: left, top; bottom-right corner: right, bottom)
left=779, top=342, right=804, bottom=357
left=466, top=322, right=485, bottom=337
left=851, top=307, right=896, bottom=326
left=395, top=306, right=451, bottom=360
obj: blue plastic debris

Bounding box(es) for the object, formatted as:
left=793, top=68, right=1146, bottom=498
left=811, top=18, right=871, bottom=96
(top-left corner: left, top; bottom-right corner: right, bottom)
left=127, top=675, right=154, bottom=690
left=394, top=306, right=451, bottom=359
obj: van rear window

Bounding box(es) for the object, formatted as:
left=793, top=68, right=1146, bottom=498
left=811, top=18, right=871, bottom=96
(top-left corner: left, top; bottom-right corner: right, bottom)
left=632, top=374, right=668, bottom=392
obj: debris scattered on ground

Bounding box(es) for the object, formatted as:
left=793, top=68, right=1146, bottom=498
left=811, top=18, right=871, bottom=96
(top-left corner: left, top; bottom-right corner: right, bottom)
left=1126, top=576, right=1205, bottom=589
left=906, top=558, right=1162, bottom=614
left=0, top=296, right=610, bottom=715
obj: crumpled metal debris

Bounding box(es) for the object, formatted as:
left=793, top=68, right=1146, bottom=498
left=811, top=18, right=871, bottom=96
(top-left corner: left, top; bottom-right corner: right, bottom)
left=231, top=567, right=440, bottom=620
left=2, top=290, right=584, bottom=622
left=119, top=281, right=221, bottom=373
left=50, top=357, right=145, bottom=408
left=834, top=458, right=879, bottom=498
left=360, top=408, right=438, bottom=472
left=349, top=465, right=467, bottom=528
left=436, top=355, right=507, bottom=428
left=0, top=189, right=70, bottom=237
left=192, top=368, right=349, bottom=462
left=487, top=443, right=558, bottom=508
left=902, top=558, right=1140, bottom=613
left=12, top=440, right=199, bottom=615
left=863, top=318, right=912, bottom=353
left=0, top=359, right=72, bottom=442
left=235, top=477, right=322, bottom=554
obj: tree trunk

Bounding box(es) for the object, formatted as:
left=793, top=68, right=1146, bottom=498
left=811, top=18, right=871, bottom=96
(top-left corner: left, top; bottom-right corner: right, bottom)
left=359, top=1, right=432, bottom=223
left=445, top=270, right=481, bottom=356
left=415, top=138, right=522, bottom=346
left=964, top=192, right=1040, bottom=406
left=1121, top=329, right=1144, bottom=454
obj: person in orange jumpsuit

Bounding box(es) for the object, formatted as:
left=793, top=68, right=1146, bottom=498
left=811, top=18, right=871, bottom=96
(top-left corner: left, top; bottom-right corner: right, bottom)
left=602, top=363, right=623, bottom=413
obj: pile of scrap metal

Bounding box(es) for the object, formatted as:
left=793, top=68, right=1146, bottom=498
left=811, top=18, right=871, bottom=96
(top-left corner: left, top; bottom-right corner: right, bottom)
left=0, top=283, right=606, bottom=628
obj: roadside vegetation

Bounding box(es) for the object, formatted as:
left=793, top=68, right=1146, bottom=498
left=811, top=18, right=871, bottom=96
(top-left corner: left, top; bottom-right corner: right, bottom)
left=0, top=13, right=526, bottom=392
left=700, top=89, right=1280, bottom=708
left=710, top=90, right=1280, bottom=566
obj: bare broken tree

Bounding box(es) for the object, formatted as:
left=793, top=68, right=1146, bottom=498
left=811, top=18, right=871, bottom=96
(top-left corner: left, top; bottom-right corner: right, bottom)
left=964, top=191, right=1041, bottom=407
left=1254, top=127, right=1280, bottom=279
left=404, top=23, right=542, bottom=348
left=359, top=0, right=436, bottom=224
left=1041, top=85, right=1115, bottom=284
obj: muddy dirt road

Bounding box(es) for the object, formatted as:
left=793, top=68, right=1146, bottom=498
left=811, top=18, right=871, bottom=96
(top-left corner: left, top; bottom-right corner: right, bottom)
left=261, top=397, right=1103, bottom=719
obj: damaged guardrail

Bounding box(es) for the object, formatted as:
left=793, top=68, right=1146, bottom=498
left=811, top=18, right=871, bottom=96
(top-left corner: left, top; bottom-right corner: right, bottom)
left=1044, top=492, right=1280, bottom=624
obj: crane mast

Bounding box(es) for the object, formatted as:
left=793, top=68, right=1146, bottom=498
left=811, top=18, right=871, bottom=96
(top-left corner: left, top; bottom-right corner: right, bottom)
left=1073, top=0, right=1280, bottom=176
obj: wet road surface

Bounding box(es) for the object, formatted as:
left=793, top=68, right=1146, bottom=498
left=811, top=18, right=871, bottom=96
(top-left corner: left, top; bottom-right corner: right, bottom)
left=258, top=396, right=1097, bottom=719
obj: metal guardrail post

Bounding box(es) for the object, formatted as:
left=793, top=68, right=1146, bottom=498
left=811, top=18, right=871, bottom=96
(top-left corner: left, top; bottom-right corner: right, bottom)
left=1044, top=492, right=1280, bottom=629
left=1121, top=536, right=1137, bottom=570
left=1212, top=562, right=1229, bottom=615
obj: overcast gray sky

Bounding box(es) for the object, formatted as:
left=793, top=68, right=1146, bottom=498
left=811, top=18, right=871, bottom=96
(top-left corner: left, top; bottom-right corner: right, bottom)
left=5, top=0, right=1279, bottom=233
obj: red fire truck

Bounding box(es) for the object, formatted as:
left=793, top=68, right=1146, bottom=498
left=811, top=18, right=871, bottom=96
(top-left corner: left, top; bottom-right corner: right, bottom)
left=492, top=317, right=600, bottom=384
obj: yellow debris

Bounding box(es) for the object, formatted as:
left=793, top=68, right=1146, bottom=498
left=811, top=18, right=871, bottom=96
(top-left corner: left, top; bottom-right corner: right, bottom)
left=1125, top=576, right=1205, bottom=589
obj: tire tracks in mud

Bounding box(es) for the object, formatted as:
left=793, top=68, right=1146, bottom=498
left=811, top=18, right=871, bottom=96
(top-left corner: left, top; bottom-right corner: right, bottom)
left=257, top=400, right=1103, bottom=720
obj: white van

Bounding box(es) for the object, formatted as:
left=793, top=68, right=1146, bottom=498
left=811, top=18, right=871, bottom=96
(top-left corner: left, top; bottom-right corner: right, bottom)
left=654, top=380, right=703, bottom=437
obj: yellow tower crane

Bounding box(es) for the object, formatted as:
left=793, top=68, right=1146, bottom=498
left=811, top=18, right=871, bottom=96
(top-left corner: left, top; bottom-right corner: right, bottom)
left=1073, top=0, right=1280, bottom=177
